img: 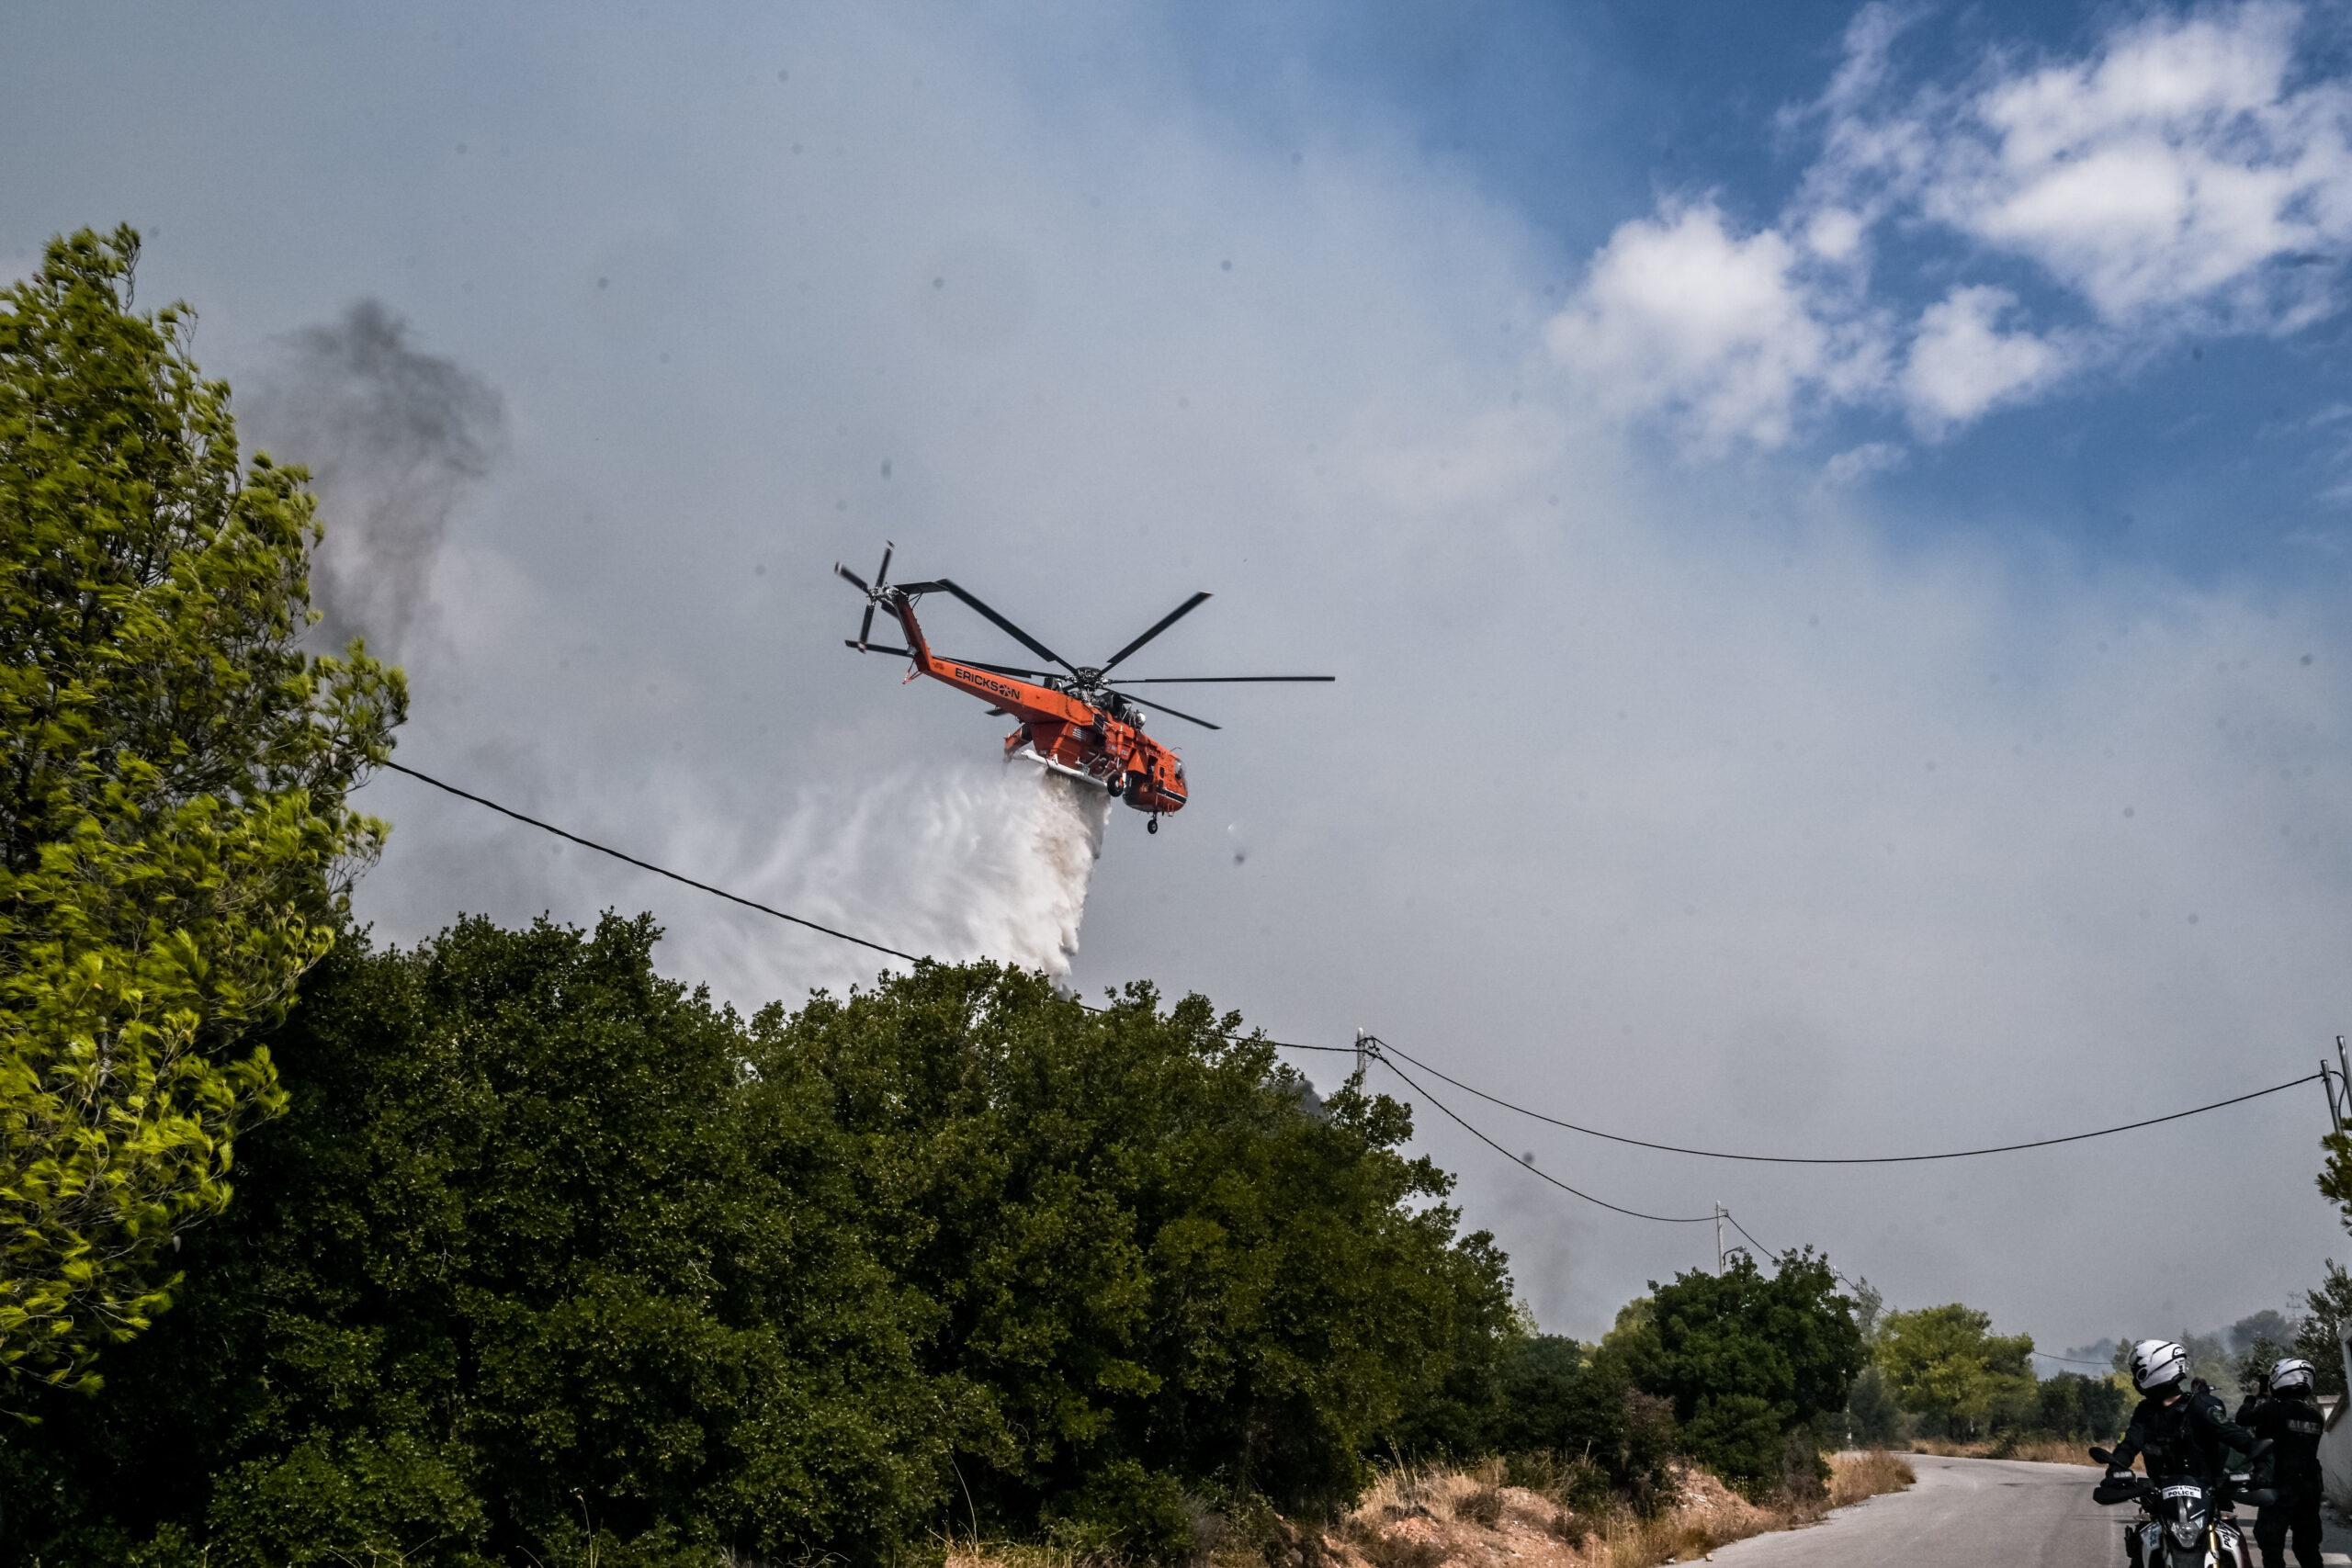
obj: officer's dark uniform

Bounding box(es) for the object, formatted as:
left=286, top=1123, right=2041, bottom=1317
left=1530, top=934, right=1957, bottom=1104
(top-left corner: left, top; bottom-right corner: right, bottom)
left=2110, top=1385, right=2260, bottom=1567
left=2235, top=1389, right=2325, bottom=1568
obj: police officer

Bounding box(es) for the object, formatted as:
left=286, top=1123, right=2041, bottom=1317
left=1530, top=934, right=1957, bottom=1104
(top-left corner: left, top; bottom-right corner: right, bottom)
left=2109, top=1339, right=2262, bottom=1567
left=2235, top=1357, right=2326, bottom=1568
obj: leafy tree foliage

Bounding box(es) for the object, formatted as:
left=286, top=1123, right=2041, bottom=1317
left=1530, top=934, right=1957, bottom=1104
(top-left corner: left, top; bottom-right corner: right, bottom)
left=1841, top=1365, right=1902, bottom=1447
left=6, top=924, right=1511, bottom=1565
left=0, top=226, right=401, bottom=1403
left=2293, top=1260, right=2352, bottom=1397
left=1608, top=1252, right=1865, bottom=1497
left=764, top=961, right=1513, bottom=1541
left=1875, top=1304, right=2034, bottom=1439
left=5, top=917, right=941, bottom=1565
left=2034, top=1372, right=2128, bottom=1440
left=1474, top=1333, right=1676, bottom=1509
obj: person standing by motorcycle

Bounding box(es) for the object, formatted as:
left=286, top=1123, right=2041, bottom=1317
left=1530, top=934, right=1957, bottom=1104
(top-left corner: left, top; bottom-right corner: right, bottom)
left=2108, top=1339, right=2263, bottom=1566
left=2234, top=1358, right=2326, bottom=1568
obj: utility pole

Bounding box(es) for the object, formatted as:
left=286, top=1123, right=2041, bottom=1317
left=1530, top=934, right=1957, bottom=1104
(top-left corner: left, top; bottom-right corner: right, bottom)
left=2324, top=1036, right=2351, bottom=1134
left=1353, top=1029, right=1369, bottom=1081
left=1715, top=1203, right=1725, bottom=1275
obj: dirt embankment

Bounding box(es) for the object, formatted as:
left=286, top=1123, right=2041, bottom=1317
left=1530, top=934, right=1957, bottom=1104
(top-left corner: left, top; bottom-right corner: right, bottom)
left=1317, top=1453, right=1912, bottom=1568
left=949, top=1451, right=1915, bottom=1568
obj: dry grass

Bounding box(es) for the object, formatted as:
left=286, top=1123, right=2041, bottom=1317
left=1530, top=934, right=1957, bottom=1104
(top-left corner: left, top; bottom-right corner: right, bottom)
left=1591, top=1453, right=1915, bottom=1568
left=1451, top=1484, right=1505, bottom=1528
left=944, top=1540, right=1098, bottom=1568
left=1826, top=1450, right=1916, bottom=1508
left=944, top=1450, right=1919, bottom=1568
left=1904, top=1436, right=2101, bottom=1466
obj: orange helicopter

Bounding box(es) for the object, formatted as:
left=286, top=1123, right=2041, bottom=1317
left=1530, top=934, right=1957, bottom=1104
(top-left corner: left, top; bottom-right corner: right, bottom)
left=835, top=544, right=1332, bottom=832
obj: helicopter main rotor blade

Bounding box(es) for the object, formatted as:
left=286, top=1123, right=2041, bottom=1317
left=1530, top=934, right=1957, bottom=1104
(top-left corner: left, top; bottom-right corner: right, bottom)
left=1110, top=674, right=1336, bottom=683
left=844, top=640, right=917, bottom=657
left=876, top=541, right=893, bottom=587
left=897, top=579, right=1078, bottom=674
left=1122, top=693, right=1221, bottom=730
left=856, top=603, right=876, bottom=649
left=1099, top=591, right=1211, bottom=675
left=834, top=563, right=871, bottom=592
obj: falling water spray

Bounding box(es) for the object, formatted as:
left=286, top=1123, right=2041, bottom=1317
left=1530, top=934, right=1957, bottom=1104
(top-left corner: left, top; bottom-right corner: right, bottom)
left=669, top=759, right=1115, bottom=1005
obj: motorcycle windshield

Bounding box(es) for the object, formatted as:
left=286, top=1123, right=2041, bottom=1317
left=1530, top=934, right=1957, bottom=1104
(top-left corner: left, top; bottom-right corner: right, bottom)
left=2160, top=1485, right=2209, bottom=1551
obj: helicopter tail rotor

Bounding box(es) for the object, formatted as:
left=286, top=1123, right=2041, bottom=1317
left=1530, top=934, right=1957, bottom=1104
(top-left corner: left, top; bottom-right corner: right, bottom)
left=833, top=540, right=896, bottom=650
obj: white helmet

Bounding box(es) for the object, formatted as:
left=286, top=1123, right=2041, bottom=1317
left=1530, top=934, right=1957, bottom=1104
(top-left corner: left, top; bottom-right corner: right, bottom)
left=2271, top=1357, right=2316, bottom=1393
left=2131, top=1338, right=2189, bottom=1393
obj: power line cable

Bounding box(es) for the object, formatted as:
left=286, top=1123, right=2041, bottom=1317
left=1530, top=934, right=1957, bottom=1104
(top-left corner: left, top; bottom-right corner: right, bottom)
left=1372, top=1035, right=2321, bottom=1165
left=2030, top=1349, right=2118, bottom=1368
left=376, top=760, right=1361, bottom=1054
left=383, top=760, right=927, bottom=963
left=1723, top=1211, right=1779, bottom=1261
left=1717, top=1211, right=1867, bottom=1292
left=381, top=761, right=2324, bottom=1159
left=1364, top=1042, right=1714, bottom=1224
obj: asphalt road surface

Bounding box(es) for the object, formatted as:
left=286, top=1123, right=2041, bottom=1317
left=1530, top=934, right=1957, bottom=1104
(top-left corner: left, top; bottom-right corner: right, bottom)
left=1709, top=1455, right=2352, bottom=1568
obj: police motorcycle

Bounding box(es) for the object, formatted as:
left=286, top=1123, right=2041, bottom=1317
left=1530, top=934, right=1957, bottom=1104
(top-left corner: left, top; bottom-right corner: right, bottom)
left=2088, top=1443, right=2275, bottom=1568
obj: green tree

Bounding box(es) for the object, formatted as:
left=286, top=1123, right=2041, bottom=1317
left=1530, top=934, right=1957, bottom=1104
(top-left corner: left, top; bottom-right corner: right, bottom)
left=7, top=931, right=1515, bottom=1563
left=1842, top=1365, right=1902, bottom=1447
left=1481, top=1333, right=1676, bottom=1507
left=1609, top=1251, right=1865, bottom=1498
left=1876, top=1304, right=2035, bottom=1439
left=766, top=962, right=1515, bottom=1537
left=0, top=226, right=401, bottom=1404
left=4, top=917, right=943, bottom=1566
left=2034, top=1371, right=2128, bottom=1439
left=2292, top=1261, right=2352, bottom=1397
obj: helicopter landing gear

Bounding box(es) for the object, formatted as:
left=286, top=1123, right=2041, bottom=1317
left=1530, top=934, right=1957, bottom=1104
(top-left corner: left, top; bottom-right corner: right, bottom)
left=1147, top=815, right=1159, bottom=834
left=1106, top=774, right=1124, bottom=799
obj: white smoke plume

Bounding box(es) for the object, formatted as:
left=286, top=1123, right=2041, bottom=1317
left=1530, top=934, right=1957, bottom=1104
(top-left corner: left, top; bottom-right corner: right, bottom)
left=620, top=759, right=1114, bottom=1010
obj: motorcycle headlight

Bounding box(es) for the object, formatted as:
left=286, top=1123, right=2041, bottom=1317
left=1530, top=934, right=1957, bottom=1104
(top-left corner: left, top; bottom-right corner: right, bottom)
left=2169, top=1510, right=2203, bottom=1549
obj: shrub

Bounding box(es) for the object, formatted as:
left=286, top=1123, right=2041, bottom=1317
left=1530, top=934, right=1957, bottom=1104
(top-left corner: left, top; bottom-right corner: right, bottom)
left=6, top=929, right=1516, bottom=1562
left=1610, top=1252, right=1864, bottom=1499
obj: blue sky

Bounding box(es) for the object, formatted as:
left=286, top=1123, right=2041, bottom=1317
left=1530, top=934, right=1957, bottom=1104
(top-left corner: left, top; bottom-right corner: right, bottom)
left=6, top=0, right=2351, bottom=1348
left=1167, top=0, right=2352, bottom=581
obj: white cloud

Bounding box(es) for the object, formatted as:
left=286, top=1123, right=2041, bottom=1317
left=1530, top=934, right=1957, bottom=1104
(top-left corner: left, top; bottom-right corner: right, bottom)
left=1802, top=207, right=1868, bottom=262
left=1901, top=285, right=2074, bottom=433
left=1558, top=0, right=2352, bottom=454
left=1544, top=202, right=1884, bottom=449
left=1820, top=438, right=1907, bottom=487
left=1941, top=4, right=2352, bottom=323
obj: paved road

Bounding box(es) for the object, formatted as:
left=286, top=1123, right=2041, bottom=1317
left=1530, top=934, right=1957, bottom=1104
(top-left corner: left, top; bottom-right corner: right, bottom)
left=1708, top=1455, right=2352, bottom=1568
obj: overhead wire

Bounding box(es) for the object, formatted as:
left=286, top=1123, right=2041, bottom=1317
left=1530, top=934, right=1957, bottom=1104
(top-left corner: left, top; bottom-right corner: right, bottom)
left=377, top=758, right=2332, bottom=1226
left=375, top=760, right=1360, bottom=1053
left=1723, top=1211, right=1780, bottom=1262
left=1371, top=1034, right=2322, bottom=1166
left=1364, top=1042, right=1715, bottom=1224
left=383, top=761, right=925, bottom=963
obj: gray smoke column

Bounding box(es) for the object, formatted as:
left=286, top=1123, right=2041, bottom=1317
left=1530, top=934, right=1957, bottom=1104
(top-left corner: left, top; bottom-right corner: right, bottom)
left=249, top=299, right=505, bottom=653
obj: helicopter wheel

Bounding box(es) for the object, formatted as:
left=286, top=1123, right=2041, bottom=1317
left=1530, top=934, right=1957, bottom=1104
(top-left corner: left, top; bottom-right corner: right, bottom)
left=1147, top=816, right=1159, bottom=834
left=1107, top=775, right=1124, bottom=799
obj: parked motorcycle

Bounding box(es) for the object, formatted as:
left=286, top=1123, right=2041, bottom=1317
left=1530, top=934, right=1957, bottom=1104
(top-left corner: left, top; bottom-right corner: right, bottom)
left=2087, top=1444, right=2275, bottom=1568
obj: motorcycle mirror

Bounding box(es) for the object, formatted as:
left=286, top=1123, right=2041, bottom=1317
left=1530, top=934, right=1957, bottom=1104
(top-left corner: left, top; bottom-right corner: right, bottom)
left=2088, top=1446, right=2115, bottom=1466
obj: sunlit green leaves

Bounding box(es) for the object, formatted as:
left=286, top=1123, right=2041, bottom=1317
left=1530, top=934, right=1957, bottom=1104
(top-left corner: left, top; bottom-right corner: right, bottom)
left=0, top=225, right=403, bottom=1409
